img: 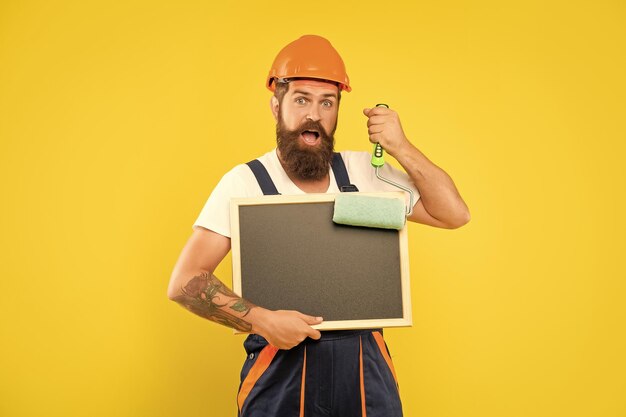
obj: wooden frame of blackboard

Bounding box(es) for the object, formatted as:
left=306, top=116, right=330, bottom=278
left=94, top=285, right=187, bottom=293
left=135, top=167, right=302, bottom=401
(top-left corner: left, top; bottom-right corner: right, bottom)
left=230, top=192, right=412, bottom=331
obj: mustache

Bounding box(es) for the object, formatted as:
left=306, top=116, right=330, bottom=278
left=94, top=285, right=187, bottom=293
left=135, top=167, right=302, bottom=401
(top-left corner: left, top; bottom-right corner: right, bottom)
left=295, top=119, right=329, bottom=137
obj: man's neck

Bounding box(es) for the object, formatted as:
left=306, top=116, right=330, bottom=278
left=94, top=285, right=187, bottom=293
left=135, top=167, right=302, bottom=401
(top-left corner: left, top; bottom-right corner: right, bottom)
left=287, top=173, right=330, bottom=193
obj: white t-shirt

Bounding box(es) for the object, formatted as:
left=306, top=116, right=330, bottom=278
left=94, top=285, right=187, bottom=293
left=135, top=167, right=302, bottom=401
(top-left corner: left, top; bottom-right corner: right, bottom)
left=194, top=149, right=420, bottom=237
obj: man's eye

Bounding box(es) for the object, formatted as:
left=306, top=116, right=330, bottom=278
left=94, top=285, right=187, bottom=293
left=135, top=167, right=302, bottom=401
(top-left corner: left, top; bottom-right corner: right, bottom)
left=296, top=98, right=306, bottom=104
left=322, top=100, right=333, bottom=108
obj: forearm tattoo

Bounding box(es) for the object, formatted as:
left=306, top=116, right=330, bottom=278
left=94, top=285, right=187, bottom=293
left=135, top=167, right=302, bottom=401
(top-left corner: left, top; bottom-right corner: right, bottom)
left=172, top=272, right=256, bottom=332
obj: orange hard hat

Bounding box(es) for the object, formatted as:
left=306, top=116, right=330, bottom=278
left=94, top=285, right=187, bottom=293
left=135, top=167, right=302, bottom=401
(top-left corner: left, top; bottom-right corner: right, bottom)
left=267, top=35, right=351, bottom=92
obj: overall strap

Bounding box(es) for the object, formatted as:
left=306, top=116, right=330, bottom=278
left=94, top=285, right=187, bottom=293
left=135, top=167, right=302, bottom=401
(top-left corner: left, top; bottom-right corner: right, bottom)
left=331, top=152, right=359, bottom=192
left=246, top=153, right=359, bottom=196
left=246, top=159, right=280, bottom=195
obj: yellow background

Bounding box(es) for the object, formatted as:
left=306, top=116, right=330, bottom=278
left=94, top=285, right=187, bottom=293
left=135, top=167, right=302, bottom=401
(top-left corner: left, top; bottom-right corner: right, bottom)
left=1, top=0, right=625, bottom=416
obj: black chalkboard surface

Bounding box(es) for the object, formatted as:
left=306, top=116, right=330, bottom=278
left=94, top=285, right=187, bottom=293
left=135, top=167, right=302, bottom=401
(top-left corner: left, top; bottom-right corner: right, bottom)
left=230, top=192, right=412, bottom=330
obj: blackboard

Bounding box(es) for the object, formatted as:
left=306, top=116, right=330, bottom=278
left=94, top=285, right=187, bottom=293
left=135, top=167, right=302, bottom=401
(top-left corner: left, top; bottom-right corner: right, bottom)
left=230, top=192, right=412, bottom=330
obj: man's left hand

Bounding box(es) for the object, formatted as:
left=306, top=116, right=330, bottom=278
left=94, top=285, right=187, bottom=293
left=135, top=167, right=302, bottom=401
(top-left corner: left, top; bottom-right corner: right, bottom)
left=363, top=107, right=411, bottom=158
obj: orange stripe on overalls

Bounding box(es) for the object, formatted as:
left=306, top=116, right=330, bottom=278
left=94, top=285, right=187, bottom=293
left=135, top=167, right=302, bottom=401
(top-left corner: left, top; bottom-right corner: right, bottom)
left=237, top=344, right=279, bottom=413
left=372, top=331, right=399, bottom=388
left=299, top=346, right=307, bottom=417
left=359, top=336, right=367, bottom=417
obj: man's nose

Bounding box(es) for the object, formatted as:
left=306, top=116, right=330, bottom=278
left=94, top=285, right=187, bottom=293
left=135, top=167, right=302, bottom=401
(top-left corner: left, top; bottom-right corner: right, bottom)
left=306, top=106, right=321, bottom=122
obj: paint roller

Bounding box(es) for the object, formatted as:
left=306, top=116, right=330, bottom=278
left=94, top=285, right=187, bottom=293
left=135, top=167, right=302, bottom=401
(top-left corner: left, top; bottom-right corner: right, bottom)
left=333, top=104, right=415, bottom=230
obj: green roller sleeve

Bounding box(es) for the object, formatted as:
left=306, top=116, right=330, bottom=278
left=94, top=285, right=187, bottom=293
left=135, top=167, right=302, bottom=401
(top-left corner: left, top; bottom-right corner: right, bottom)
left=332, top=194, right=406, bottom=230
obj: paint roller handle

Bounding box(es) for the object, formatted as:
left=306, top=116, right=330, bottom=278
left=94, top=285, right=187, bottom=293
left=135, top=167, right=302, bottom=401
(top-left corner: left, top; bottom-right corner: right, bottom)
left=371, top=103, right=389, bottom=168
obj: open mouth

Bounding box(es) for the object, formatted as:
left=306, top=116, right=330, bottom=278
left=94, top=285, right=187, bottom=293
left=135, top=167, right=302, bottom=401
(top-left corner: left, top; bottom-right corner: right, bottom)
left=300, top=130, right=320, bottom=145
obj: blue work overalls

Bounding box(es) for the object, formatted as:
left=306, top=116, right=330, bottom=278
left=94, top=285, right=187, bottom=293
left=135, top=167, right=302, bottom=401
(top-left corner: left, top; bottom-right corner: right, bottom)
left=237, top=153, right=403, bottom=417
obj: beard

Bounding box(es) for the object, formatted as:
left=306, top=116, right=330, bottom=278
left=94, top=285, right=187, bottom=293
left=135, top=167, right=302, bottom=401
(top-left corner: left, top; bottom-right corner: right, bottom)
left=276, top=115, right=336, bottom=181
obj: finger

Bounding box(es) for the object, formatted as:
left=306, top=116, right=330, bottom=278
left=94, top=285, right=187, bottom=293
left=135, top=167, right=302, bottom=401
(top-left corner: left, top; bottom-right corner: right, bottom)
left=368, top=126, right=384, bottom=135
left=301, top=313, right=323, bottom=325
left=369, top=132, right=384, bottom=143
left=364, top=107, right=392, bottom=116
left=307, top=328, right=322, bottom=340
left=366, top=106, right=393, bottom=117
left=367, top=115, right=388, bottom=127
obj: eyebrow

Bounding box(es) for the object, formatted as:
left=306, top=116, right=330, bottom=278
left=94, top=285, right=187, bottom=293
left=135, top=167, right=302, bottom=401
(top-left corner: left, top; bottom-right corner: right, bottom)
left=292, top=89, right=338, bottom=99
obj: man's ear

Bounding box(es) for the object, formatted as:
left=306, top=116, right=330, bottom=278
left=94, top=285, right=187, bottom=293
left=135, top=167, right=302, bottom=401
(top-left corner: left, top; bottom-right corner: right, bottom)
left=270, top=96, right=279, bottom=121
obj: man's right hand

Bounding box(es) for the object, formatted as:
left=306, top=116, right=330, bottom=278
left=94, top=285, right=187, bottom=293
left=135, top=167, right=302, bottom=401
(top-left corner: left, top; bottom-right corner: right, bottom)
left=249, top=308, right=323, bottom=350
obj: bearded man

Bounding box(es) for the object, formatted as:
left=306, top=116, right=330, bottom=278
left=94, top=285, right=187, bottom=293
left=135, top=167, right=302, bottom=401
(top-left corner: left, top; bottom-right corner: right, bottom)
left=168, top=35, right=470, bottom=417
